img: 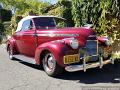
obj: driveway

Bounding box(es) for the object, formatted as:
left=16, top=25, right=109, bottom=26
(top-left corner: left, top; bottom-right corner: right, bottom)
left=0, top=44, right=120, bottom=90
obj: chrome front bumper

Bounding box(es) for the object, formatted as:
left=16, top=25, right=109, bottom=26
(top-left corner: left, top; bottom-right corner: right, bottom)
left=65, top=55, right=114, bottom=72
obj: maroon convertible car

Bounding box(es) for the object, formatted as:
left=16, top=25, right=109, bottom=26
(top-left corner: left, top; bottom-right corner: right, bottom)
left=7, top=16, right=114, bottom=76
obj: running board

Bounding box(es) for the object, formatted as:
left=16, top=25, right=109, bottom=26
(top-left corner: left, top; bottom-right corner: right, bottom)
left=13, top=55, right=36, bottom=64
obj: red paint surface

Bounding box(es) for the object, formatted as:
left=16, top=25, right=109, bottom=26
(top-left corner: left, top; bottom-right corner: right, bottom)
left=7, top=17, right=99, bottom=67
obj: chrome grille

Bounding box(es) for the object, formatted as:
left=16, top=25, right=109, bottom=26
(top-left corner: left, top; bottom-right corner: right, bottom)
left=85, top=40, right=98, bottom=56
left=85, top=40, right=98, bottom=61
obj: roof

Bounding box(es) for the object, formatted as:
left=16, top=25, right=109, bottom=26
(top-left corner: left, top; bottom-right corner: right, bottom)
left=16, top=15, right=65, bottom=32
left=20, top=15, right=65, bottom=21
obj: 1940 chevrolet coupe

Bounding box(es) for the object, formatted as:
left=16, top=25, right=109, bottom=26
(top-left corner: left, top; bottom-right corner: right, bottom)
left=7, top=16, right=114, bottom=76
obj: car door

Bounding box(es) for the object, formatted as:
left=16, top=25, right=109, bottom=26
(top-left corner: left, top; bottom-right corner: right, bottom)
left=16, top=19, right=36, bottom=57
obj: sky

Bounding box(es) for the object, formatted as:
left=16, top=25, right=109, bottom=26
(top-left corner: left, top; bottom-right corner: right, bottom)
left=42, top=0, right=57, bottom=4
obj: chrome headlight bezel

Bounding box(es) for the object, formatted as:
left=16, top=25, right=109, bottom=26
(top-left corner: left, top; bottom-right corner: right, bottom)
left=69, top=39, right=79, bottom=49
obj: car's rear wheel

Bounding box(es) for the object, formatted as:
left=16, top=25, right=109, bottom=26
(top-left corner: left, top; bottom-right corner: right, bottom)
left=8, top=46, right=14, bottom=60
left=42, top=52, right=63, bottom=77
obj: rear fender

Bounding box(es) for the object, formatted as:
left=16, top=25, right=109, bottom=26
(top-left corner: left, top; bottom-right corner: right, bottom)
left=7, top=37, right=18, bottom=54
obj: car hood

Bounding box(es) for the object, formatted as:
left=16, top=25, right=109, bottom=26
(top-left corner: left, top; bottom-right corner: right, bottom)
left=37, top=27, right=95, bottom=37
left=36, top=27, right=96, bottom=46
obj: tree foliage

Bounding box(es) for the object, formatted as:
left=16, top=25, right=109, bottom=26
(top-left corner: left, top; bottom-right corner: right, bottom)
left=0, top=0, right=50, bottom=35
left=71, top=0, right=120, bottom=39
left=0, top=0, right=50, bottom=15
left=71, top=0, right=101, bottom=27
left=0, top=9, right=12, bottom=22
left=71, top=0, right=82, bottom=27
left=97, top=0, right=120, bottom=38
left=58, top=0, right=74, bottom=27
left=48, top=0, right=74, bottom=27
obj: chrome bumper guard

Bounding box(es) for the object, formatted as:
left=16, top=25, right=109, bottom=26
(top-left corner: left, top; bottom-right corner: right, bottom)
left=65, top=55, right=114, bottom=72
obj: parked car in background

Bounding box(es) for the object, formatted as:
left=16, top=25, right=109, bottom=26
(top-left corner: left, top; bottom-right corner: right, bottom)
left=7, top=16, right=114, bottom=76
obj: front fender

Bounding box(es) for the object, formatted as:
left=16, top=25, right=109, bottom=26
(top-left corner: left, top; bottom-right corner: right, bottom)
left=35, top=41, right=71, bottom=67
left=97, top=37, right=108, bottom=45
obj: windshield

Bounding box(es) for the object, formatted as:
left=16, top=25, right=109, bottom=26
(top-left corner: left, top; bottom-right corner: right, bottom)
left=33, top=17, right=56, bottom=28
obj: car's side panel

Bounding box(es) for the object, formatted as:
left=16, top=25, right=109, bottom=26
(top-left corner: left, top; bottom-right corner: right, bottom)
left=13, top=30, right=37, bottom=57
left=14, top=31, right=24, bottom=54
left=19, top=30, right=36, bottom=57
left=34, top=29, right=94, bottom=67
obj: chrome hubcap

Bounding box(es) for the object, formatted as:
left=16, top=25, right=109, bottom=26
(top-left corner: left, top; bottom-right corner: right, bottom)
left=44, top=53, right=55, bottom=72
left=48, top=56, right=54, bottom=69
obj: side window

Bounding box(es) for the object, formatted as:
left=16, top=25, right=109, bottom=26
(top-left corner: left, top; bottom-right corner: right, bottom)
left=21, top=19, right=33, bottom=31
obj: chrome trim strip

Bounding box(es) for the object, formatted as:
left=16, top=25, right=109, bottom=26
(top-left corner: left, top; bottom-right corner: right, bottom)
left=15, top=33, right=34, bottom=36
left=13, top=55, right=36, bottom=64
left=88, top=35, right=96, bottom=37
left=37, top=34, right=79, bottom=37
left=86, top=40, right=97, bottom=41
left=16, top=33, right=79, bottom=37
left=97, top=40, right=98, bottom=55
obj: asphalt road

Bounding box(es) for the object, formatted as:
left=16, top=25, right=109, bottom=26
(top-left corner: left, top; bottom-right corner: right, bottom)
left=0, top=44, right=120, bottom=90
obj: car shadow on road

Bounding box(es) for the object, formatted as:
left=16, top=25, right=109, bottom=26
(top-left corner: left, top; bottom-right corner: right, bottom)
left=15, top=58, right=120, bottom=84
left=55, top=61, right=120, bottom=84
left=20, top=61, right=43, bottom=70
left=13, top=58, right=43, bottom=70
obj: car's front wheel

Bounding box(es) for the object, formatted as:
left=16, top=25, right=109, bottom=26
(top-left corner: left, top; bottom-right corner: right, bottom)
left=42, top=52, right=63, bottom=77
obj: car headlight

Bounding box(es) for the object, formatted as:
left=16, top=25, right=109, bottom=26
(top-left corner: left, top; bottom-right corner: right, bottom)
left=70, top=39, right=79, bottom=49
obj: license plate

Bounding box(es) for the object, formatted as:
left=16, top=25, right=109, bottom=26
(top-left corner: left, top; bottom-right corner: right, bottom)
left=64, top=54, right=80, bottom=64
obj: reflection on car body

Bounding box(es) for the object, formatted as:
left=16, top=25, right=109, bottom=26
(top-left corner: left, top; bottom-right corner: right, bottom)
left=7, top=15, right=114, bottom=77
